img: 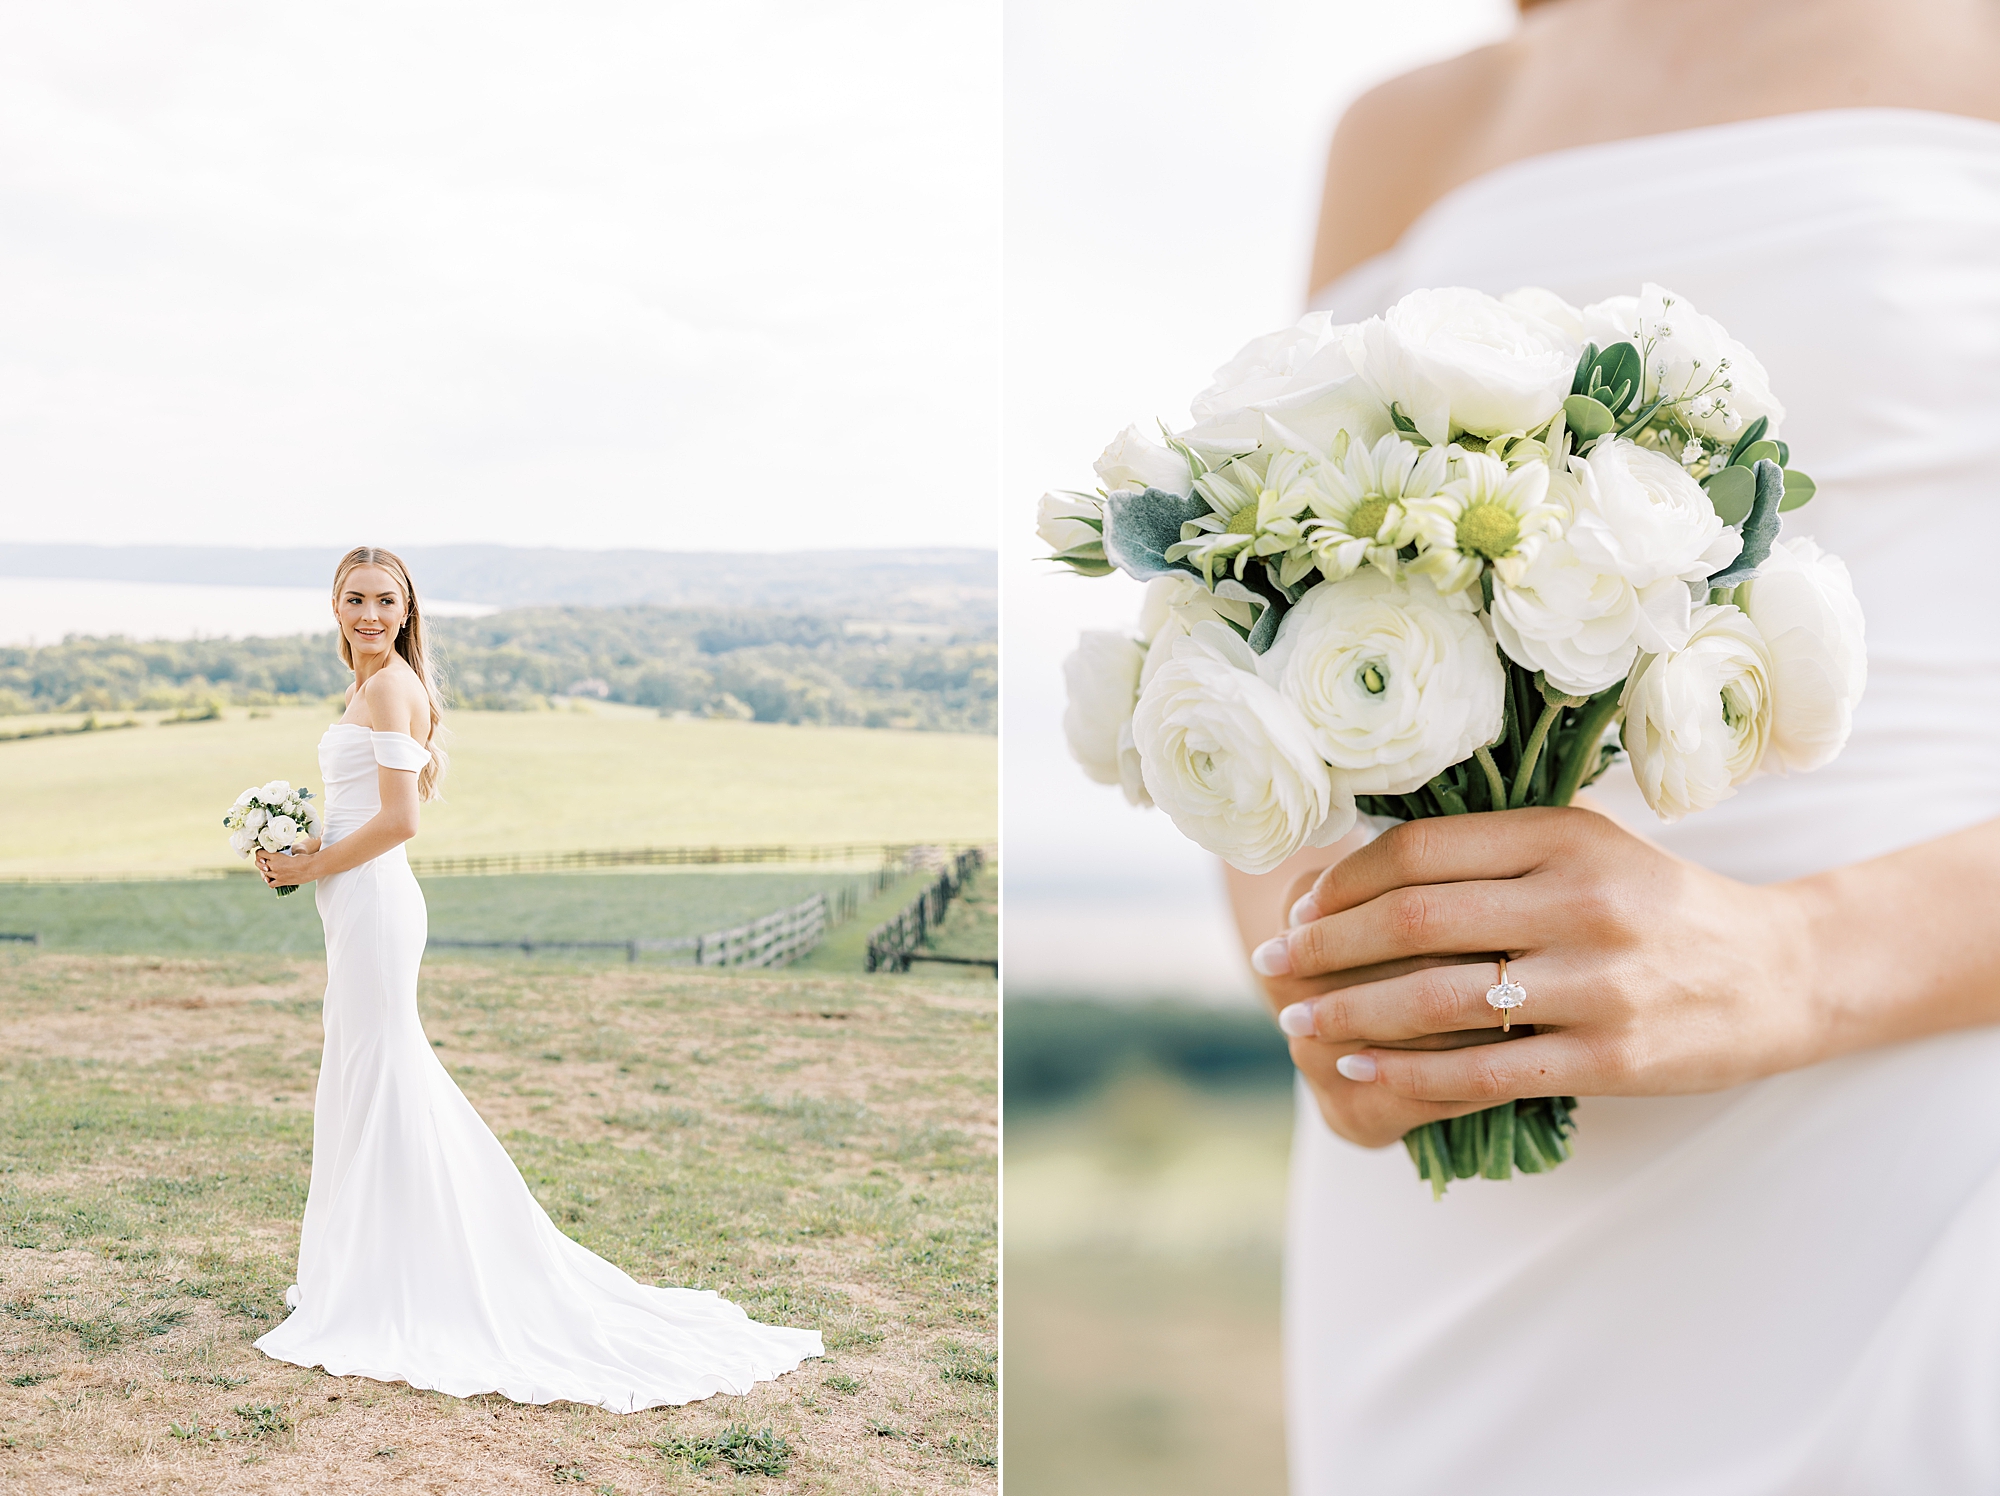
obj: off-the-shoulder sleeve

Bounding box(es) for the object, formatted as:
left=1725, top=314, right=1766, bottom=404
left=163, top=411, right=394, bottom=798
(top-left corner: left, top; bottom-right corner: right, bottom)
left=370, top=731, right=432, bottom=772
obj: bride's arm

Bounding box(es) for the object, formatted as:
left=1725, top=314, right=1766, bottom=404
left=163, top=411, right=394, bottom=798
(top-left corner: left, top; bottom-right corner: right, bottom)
left=1250, top=808, right=2000, bottom=1147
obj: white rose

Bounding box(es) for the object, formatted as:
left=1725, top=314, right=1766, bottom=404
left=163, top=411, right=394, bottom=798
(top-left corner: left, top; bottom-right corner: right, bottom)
left=1132, top=621, right=1354, bottom=874
left=1345, top=287, right=1578, bottom=447
left=1735, top=537, right=1866, bottom=774
left=1619, top=604, right=1773, bottom=822
left=1136, top=573, right=1257, bottom=688
left=259, top=779, right=291, bottom=803
left=1093, top=424, right=1193, bottom=497
left=1581, top=283, right=1784, bottom=442
left=1037, top=491, right=1103, bottom=557
left=244, top=805, right=269, bottom=832
left=1063, top=630, right=1147, bottom=806
left=1567, top=438, right=1740, bottom=592
left=1260, top=571, right=1505, bottom=795
left=1177, top=311, right=1393, bottom=461
left=1502, top=286, right=1587, bottom=342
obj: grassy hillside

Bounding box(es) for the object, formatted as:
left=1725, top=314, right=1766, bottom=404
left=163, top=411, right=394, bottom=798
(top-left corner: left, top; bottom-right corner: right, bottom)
left=0, top=704, right=996, bottom=879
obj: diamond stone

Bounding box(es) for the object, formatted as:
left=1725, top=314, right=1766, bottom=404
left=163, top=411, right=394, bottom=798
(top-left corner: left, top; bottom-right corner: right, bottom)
left=1485, top=978, right=1527, bottom=1011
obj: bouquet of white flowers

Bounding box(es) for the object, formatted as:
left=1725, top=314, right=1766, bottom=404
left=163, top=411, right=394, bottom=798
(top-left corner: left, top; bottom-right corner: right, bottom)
left=223, top=780, right=322, bottom=898
left=1047, top=284, right=1866, bottom=1196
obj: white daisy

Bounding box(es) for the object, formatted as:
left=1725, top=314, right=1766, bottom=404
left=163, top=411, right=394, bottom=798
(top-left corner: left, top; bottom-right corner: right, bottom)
left=1404, top=452, right=1566, bottom=594
left=1298, top=433, right=1448, bottom=582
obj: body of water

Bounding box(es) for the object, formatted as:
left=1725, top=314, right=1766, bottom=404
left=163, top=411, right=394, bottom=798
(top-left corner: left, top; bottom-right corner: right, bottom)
left=0, top=577, right=496, bottom=647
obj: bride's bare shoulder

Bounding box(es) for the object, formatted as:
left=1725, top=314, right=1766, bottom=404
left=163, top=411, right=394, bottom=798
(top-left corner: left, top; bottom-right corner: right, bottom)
left=1307, top=42, right=1515, bottom=298
left=358, top=665, right=431, bottom=741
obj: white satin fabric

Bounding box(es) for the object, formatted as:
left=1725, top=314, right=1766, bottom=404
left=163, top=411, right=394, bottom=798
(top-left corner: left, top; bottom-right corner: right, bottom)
left=1287, top=110, right=2000, bottom=1495
left=254, top=723, right=822, bottom=1409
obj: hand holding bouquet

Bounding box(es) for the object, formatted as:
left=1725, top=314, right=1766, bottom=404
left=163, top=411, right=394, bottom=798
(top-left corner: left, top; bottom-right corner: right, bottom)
left=223, top=780, right=322, bottom=898
left=1047, top=284, right=1865, bottom=1196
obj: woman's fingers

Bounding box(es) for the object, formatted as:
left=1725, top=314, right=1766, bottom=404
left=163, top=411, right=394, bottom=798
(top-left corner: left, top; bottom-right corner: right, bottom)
left=1280, top=956, right=1565, bottom=1042
left=1340, top=1032, right=1587, bottom=1103
left=1286, top=1038, right=1467, bottom=1146
left=1258, top=876, right=1534, bottom=980
left=1300, top=809, right=1592, bottom=922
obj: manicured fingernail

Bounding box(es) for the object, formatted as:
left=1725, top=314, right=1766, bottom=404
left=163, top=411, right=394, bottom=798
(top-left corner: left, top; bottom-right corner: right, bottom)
left=1335, top=1053, right=1377, bottom=1082
left=1250, top=938, right=1291, bottom=977
left=1277, top=1002, right=1316, bottom=1038
left=1289, top=894, right=1319, bottom=928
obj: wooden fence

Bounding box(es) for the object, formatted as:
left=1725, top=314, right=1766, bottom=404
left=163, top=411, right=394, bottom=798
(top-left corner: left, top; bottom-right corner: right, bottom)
left=865, top=848, right=993, bottom=973
left=0, top=840, right=981, bottom=885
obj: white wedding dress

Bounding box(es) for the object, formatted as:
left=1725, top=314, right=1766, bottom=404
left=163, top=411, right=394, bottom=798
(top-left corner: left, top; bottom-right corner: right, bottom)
left=254, top=723, right=822, bottom=1410
left=1289, top=109, right=2000, bottom=1495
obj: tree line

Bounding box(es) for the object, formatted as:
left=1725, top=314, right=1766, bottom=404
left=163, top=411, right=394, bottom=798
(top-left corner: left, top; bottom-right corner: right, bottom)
left=0, top=605, right=996, bottom=733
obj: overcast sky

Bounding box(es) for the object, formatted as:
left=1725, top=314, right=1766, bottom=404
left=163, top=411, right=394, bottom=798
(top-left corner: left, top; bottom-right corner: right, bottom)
left=0, top=1, right=999, bottom=552
left=1003, top=0, right=1515, bottom=997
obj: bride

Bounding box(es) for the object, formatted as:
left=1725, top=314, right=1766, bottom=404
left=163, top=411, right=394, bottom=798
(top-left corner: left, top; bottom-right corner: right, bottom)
left=1229, top=0, right=2000, bottom=1490
left=250, top=545, right=821, bottom=1410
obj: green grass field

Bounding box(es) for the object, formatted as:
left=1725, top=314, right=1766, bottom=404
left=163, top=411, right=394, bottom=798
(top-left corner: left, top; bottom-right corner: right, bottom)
left=0, top=870, right=924, bottom=959
left=0, top=950, right=996, bottom=1493
left=0, top=704, right=996, bottom=879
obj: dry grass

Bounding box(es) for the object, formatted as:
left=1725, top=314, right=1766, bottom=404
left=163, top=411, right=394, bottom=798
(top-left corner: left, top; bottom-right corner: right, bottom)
left=0, top=950, right=996, bottom=1493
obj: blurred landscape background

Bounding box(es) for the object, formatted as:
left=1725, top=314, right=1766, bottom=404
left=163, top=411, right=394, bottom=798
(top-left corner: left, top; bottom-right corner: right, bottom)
left=1003, top=2, right=1517, bottom=1491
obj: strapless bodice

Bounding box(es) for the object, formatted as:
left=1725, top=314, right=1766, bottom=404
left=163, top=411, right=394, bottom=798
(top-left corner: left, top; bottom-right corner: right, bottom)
left=1311, top=107, right=2000, bottom=883
left=317, top=724, right=432, bottom=839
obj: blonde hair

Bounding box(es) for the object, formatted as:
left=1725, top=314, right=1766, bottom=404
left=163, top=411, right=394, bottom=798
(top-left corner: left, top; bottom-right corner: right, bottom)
left=331, top=545, right=449, bottom=801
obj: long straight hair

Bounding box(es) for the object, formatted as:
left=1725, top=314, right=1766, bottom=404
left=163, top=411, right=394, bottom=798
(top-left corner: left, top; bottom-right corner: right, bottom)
left=330, top=545, right=449, bottom=801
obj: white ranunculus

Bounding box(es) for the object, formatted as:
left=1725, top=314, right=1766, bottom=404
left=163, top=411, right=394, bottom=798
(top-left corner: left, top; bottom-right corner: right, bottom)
left=1619, top=604, right=1773, bottom=822
left=1036, top=492, right=1103, bottom=556
left=229, top=828, right=254, bottom=857
left=1581, top=283, right=1784, bottom=442
left=1260, top=571, right=1505, bottom=795
left=233, top=786, right=257, bottom=808
left=1177, top=311, right=1394, bottom=461
left=1345, top=287, right=1579, bottom=447
left=1132, top=622, right=1354, bottom=874
left=264, top=815, right=301, bottom=850
left=244, top=805, right=269, bottom=832
left=259, top=780, right=292, bottom=803
left=1094, top=424, right=1193, bottom=497
left=1566, top=437, right=1741, bottom=592
left=1063, top=630, right=1147, bottom=806
left=1735, top=537, right=1867, bottom=774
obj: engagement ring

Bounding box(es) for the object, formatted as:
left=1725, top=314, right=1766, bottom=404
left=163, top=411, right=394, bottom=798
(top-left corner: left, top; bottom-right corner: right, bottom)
left=1486, top=956, right=1527, bottom=1032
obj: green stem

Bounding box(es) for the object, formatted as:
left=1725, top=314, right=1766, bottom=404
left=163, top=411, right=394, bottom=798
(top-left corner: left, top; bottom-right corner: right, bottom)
left=1429, top=776, right=1469, bottom=815
left=1549, top=688, right=1625, bottom=806
left=1473, top=745, right=1507, bottom=811
left=1508, top=700, right=1566, bottom=809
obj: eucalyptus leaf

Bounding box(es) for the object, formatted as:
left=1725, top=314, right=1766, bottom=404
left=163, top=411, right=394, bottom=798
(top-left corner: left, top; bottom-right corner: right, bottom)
left=1562, top=394, right=1615, bottom=443
left=1101, top=487, right=1211, bottom=581
left=1731, top=439, right=1781, bottom=470
left=1726, top=414, right=1769, bottom=466
left=1587, top=342, right=1642, bottom=414
left=1703, top=464, right=1755, bottom=525
left=1569, top=342, right=1599, bottom=396
left=1707, top=459, right=1785, bottom=586
left=1774, top=439, right=1790, bottom=467
left=1778, top=468, right=1817, bottom=511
